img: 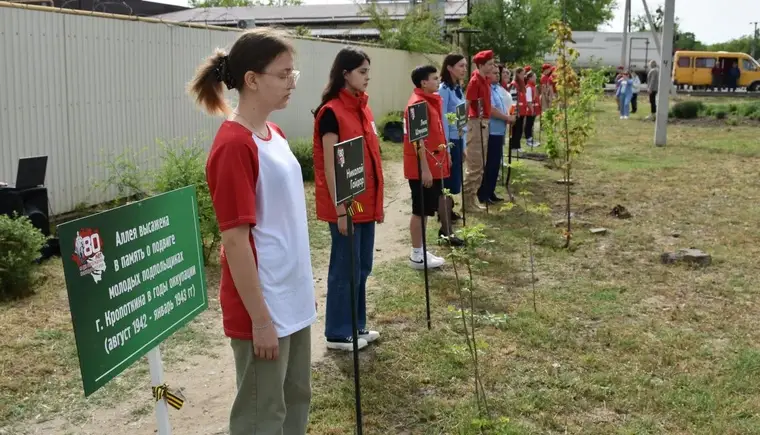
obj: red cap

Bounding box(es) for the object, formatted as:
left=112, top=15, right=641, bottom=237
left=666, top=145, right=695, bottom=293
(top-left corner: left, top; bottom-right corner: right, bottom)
left=524, top=65, right=532, bottom=72
left=473, top=50, right=494, bottom=65
left=542, top=63, right=552, bottom=71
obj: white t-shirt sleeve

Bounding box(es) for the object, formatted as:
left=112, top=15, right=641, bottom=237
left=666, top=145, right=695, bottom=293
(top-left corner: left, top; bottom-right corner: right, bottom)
left=526, top=87, right=533, bottom=103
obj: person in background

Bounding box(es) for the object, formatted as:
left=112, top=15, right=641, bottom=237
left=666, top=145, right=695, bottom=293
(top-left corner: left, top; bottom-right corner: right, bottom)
left=540, top=63, right=555, bottom=112
left=508, top=67, right=528, bottom=153
left=646, top=60, right=659, bottom=120
left=727, top=61, right=741, bottom=92
left=403, top=65, right=452, bottom=269
left=478, top=65, right=514, bottom=205
left=711, top=60, right=723, bottom=91
left=189, top=28, right=316, bottom=435
left=500, top=68, right=513, bottom=106
left=616, top=71, right=633, bottom=120
left=312, top=47, right=384, bottom=352
left=438, top=53, right=468, bottom=239
left=524, top=71, right=540, bottom=147
left=463, top=50, right=495, bottom=212
left=630, top=70, right=641, bottom=114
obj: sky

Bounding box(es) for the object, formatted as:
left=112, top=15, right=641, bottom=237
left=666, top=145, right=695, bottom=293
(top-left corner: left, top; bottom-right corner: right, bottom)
left=600, top=0, right=757, bottom=44
left=161, top=0, right=758, bottom=45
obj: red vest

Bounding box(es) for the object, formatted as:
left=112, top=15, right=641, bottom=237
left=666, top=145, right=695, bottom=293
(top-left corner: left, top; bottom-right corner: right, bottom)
left=313, top=89, right=384, bottom=224
left=512, top=81, right=531, bottom=117
left=528, top=82, right=541, bottom=116
left=403, top=89, right=451, bottom=180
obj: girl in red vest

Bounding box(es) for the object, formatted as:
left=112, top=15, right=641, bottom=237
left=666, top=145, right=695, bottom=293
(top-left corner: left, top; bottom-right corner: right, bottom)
left=524, top=71, right=541, bottom=147
left=508, top=67, right=529, bottom=152
left=312, top=47, right=384, bottom=352
left=190, top=28, right=315, bottom=434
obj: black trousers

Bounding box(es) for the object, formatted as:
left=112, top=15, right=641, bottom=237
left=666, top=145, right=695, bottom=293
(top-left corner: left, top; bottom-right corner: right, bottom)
left=509, top=116, right=524, bottom=150
left=631, top=94, right=638, bottom=113
left=649, top=91, right=657, bottom=114
left=524, top=116, right=536, bottom=140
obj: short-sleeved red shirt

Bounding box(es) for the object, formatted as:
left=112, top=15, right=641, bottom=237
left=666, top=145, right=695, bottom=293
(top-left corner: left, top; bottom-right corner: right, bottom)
left=206, top=120, right=316, bottom=340
left=466, top=69, right=492, bottom=119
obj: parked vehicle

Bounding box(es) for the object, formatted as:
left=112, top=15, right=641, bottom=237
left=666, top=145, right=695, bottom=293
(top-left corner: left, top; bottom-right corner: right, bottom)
left=672, top=50, right=760, bottom=91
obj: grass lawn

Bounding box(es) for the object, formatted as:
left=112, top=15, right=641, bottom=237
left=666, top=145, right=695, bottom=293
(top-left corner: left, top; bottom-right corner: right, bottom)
left=308, top=97, right=760, bottom=434
left=1, top=96, right=760, bottom=434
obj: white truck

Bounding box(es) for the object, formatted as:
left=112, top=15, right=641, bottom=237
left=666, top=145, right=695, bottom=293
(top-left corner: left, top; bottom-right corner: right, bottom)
left=543, top=31, right=661, bottom=83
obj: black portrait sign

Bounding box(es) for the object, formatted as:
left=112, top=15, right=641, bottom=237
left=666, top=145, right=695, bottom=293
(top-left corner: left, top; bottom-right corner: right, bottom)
left=455, top=102, right=467, bottom=130
left=407, top=101, right=430, bottom=143
left=333, top=136, right=366, bottom=206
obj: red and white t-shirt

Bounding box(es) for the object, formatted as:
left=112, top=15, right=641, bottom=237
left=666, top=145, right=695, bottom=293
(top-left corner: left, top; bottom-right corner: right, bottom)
left=206, top=120, right=316, bottom=340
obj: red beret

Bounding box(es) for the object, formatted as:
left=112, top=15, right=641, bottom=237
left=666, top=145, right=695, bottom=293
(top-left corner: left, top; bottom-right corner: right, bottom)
left=542, top=63, right=552, bottom=71
left=473, top=50, right=494, bottom=64
left=472, top=50, right=493, bottom=65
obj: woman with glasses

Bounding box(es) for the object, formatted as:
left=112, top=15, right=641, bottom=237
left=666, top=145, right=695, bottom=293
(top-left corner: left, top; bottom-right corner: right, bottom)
left=312, top=47, right=385, bottom=352
left=189, top=28, right=316, bottom=435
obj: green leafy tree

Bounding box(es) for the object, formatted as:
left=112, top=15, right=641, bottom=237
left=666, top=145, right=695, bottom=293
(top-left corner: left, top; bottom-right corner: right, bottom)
left=708, top=35, right=755, bottom=56
left=551, top=0, right=617, bottom=31
left=631, top=4, right=705, bottom=51
left=464, top=0, right=555, bottom=64
left=362, top=1, right=452, bottom=54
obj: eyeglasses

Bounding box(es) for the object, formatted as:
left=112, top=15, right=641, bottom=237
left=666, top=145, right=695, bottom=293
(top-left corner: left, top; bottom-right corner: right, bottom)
left=262, top=70, right=300, bottom=86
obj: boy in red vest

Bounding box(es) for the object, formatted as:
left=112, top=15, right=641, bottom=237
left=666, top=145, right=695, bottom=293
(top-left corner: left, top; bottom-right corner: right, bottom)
left=403, top=65, right=452, bottom=270
left=463, top=50, right=495, bottom=212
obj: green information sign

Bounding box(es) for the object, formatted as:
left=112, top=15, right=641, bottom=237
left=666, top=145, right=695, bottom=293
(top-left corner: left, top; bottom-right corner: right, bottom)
left=58, top=186, right=208, bottom=396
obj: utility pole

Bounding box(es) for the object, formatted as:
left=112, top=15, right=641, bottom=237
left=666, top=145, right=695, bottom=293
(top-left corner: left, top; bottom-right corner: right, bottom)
left=642, top=0, right=662, bottom=57
left=621, top=0, right=631, bottom=68
left=751, top=21, right=759, bottom=59
left=654, top=0, right=675, bottom=147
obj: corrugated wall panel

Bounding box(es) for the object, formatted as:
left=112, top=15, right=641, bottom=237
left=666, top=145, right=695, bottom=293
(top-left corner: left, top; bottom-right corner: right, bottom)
left=0, top=4, right=444, bottom=214
left=0, top=8, right=70, bottom=214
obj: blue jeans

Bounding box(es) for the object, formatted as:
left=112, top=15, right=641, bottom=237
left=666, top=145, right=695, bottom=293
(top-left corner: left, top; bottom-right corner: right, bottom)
left=443, top=138, right=464, bottom=195
left=619, top=95, right=631, bottom=116
left=325, top=222, right=375, bottom=339
left=478, top=134, right=505, bottom=202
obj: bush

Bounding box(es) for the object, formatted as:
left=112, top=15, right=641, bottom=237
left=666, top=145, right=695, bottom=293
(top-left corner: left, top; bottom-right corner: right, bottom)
left=378, top=111, right=404, bottom=143
left=153, top=138, right=219, bottom=264
left=740, top=102, right=760, bottom=118
left=289, top=138, right=315, bottom=182
left=715, top=110, right=727, bottom=120
left=0, top=214, right=47, bottom=299
left=671, top=101, right=704, bottom=119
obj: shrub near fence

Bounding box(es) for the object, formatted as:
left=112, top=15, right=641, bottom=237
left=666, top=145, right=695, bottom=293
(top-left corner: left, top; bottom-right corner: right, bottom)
left=98, top=138, right=221, bottom=263
left=0, top=215, right=47, bottom=299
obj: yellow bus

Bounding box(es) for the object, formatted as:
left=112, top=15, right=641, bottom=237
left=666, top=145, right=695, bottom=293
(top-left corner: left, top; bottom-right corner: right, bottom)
left=672, top=50, right=760, bottom=91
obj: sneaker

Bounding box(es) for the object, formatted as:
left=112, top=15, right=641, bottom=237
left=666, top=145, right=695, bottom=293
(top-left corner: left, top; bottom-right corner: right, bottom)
left=358, top=329, right=380, bottom=343
left=439, top=229, right=465, bottom=247
left=409, top=249, right=445, bottom=270
left=531, top=140, right=541, bottom=147
left=326, top=336, right=368, bottom=351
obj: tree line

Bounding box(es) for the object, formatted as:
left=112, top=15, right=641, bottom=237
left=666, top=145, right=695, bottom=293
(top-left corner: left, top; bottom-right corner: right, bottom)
left=191, top=0, right=757, bottom=61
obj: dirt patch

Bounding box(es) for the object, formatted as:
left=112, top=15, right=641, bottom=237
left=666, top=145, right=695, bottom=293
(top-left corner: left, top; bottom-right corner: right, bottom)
left=17, top=161, right=410, bottom=435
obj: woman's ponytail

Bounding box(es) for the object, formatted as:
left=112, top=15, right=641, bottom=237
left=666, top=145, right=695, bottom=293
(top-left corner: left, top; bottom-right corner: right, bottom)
left=188, top=49, right=231, bottom=116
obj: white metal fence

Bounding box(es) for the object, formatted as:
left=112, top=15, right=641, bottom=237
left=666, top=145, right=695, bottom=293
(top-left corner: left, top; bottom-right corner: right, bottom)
left=0, top=3, right=443, bottom=214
